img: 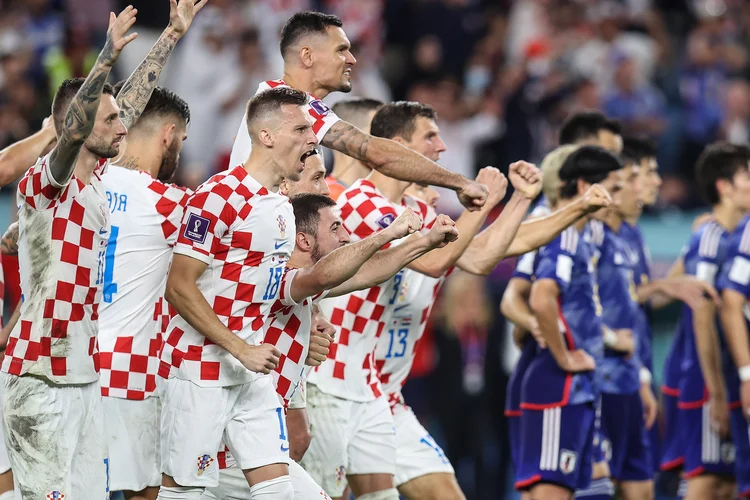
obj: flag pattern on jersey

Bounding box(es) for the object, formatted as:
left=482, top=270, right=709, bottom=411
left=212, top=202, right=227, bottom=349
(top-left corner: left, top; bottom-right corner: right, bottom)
left=98, top=169, right=192, bottom=400
left=2, top=154, right=109, bottom=384
left=309, top=180, right=435, bottom=401
left=159, top=166, right=295, bottom=386
left=46, top=492, right=64, bottom=500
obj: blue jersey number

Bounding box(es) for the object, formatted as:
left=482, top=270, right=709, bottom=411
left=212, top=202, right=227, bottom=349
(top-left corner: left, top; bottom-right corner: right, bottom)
left=388, top=271, right=404, bottom=305
left=102, top=225, right=119, bottom=302
left=276, top=407, right=290, bottom=452
left=263, top=266, right=284, bottom=300
left=385, top=328, right=408, bottom=358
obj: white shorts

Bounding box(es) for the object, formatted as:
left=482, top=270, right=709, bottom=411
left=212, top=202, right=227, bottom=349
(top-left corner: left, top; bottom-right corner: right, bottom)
left=103, top=395, right=161, bottom=491
left=392, top=403, right=454, bottom=486
left=160, top=375, right=289, bottom=488
left=0, top=373, right=108, bottom=499
left=202, top=461, right=329, bottom=500
left=0, top=383, right=10, bottom=475
left=300, top=383, right=396, bottom=497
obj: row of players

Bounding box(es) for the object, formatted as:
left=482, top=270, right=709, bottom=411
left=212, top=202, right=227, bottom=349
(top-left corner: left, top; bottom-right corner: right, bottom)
left=501, top=109, right=750, bottom=499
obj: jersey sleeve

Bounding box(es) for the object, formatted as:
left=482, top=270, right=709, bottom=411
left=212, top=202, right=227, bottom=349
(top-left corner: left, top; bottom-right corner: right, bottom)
left=512, top=250, right=537, bottom=281
left=173, top=186, right=236, bottom=265
left=17, top=153, right=71, bottom=210
left=148, top=180, right=194, bottom=245
left=533, top=232, right=575, bottom=296
left=341, top=194, right=401, bottom=247
left=694, top=228, right=723, bottom=286
left=305, top=98, right=341, bottom=142
left=718, top=225, right=750, bottom=296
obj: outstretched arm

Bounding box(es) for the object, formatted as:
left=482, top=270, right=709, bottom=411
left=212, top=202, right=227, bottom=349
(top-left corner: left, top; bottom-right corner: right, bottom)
left=49, top=7, right=138, bottom=183
left=116, top=0, right=206, bottom=129
left=0, top=116, right=56, bottom=187
left=321, top=121, right=488, bottom=211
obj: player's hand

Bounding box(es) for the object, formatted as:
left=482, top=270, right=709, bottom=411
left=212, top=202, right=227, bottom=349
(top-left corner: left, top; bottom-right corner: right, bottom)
left=610, top=328, right=635, bottom=356
left=528, top=317, right=546, bottom=348
left=508, top=160, right=542, bottom=200
left=388, top=208, right=423, bottom=240
left=640, top=383, right=658, bottom=430
left=475, top=167, right=508, bottom=207
left=456, top=179, right=489, bottom=212
left=659, top=276, right=721, bottom=308
left=306, top=311, right=335, bottom=366
left=426, top=214, right=459, bottom=248
left=237, top=343, right=280, bottom=374
left=581, top=184, right=612, bottom=213
left=167, top=0, right=208, bottom=39
left=709, top=394, right=731, bottom=438
left=558, top=349, right=596, bottom=373
left=41, top=114, right=57, bottom=140
left=101, top=6, right=139, bottom=67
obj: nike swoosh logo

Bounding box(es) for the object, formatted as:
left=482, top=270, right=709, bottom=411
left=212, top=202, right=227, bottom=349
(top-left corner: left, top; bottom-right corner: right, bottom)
left=392, top=304, right=408, bottom=313
left=280, top=443, right=289, bottom=452
left=99, top=228, right=107, bottom=235
left=275, top=241, right=288, bottom=250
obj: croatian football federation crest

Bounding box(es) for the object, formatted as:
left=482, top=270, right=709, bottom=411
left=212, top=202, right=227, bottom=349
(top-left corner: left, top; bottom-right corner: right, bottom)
left=335, top=465, right=346, bottom=486
left=46, top=492, right=65, bottom=500
left=197, top=453, right=214, bottom=476
left=559, top=449, right=577, bottom=474
left=277, top=215, right=287, bottom=238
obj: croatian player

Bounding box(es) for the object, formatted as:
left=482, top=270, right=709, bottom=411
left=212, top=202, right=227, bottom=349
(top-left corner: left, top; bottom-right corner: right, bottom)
left=672, top=143, right=750, bottom=500
left=518, top=146, right=625, bottom=500
left=0, top=7, right=138, bottom=498
left=229, top=12, right=489, bottom=212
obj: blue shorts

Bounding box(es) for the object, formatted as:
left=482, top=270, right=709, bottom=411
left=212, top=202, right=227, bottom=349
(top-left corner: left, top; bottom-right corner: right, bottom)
left=592, top=399, right=607, bottom=464
left=680, top=402, right=734, bottom=479
left=515, top=403, right=595, bottom=493
left=599, top=391, right=652, bottom=482
left=660, top=389, right=684, bottom=471
left=509, top=415, right=521, bottom=471
left=730, top=407, right=750, bottom=497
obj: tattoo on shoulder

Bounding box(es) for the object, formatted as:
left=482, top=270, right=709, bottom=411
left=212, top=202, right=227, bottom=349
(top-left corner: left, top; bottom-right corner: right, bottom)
left=1, top=222, right=19, bottom=256
left=322, top=121, right=371, bottom=161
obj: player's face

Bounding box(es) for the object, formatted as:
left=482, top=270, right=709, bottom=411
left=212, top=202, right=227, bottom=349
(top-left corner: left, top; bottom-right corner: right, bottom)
left=316, top=27, right=356, bottom=94
left=84, top=95, right=127, bottom=158
left=286, top=152, right=328, bottom=197
left=404, top=117, right=446, bottom=162
left=730, top=164, right=750, bottom=212
left=311, top=206, right=350, bottom=262
left=596, top=130, right=623, bottom=155
left=275, top=104, right=318, bottom=182
left=404, top=183, right=440, bottom=209
left=638, top=157, right=661, bottom=207
left=158, top=121, right=187, bottom=182
left=614, top=165, right=642, bottom=218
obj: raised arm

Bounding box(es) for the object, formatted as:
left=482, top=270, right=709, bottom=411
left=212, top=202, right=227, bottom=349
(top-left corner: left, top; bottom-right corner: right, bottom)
left=49, top=7, right=138, bottom=183
left=0, top=116, right=56, bottom=186
left=321, top=120, right=488, bottom=211
left=116, top=0, right=206, bottom=129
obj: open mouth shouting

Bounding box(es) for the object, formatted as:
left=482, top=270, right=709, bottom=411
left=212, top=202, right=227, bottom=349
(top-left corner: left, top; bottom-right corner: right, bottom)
left=300, top=147, right=318, bottom=170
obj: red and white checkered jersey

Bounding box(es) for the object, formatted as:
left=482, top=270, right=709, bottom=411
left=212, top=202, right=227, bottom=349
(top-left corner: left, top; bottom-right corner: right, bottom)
left=265, top=266, right=328, bottom=406
left=228, top=79, right=340, bottom=168
left=307, top=178, right=436, bottom=402
left=159, top=165, right=295, bottom=387
left=2, top=153, right=110, bottom=384
left=97, top=167, right=192, bottom=400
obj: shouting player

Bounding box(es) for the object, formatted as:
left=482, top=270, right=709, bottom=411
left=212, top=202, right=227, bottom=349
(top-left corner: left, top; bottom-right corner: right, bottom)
left=0, top=7, right=138, bottom=498
left=229, top=12, right=488, bottom=212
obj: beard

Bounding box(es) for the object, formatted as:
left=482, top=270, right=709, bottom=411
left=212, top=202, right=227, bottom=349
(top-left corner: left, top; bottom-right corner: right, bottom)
left=85, top=135, right=120, bottom=158
left=311, top=241, right=325, bottom=263
left=157, top=139, right=180, bottom=182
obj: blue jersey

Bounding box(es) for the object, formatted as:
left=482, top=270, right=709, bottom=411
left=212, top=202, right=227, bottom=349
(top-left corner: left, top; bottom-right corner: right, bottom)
left=590, top=220, right=642, bottom=395
left=622, top=221, right=655, bottom=371
left=715, top=214, right=750, bottom=406
left=677, top=221, right=735, bottom=407
left=521, top=226, right=602, bottom=409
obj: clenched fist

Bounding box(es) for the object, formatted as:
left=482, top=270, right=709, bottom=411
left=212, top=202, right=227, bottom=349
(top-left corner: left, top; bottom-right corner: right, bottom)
left=426, top=214, right=459, bottom=248
left=388, top=208, right=423, bottom=239
left=306, top=312, right=336, bottom=366
left=581, top=184, right=612, bottom=213
left=237, top=343, right=281, bottom=374
left=456, top=179, right=489, bottom=212
left=508, top=161, right=542, bottom=200
left=475, top=167, right=508, bottom=207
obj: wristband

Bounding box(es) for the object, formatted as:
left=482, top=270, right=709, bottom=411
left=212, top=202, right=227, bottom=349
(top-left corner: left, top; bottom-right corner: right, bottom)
left=739, top=365, right=750, bottom=382
left=603, top=326, right=618, bottom=349
left=639, top=367, right=652, bottom=385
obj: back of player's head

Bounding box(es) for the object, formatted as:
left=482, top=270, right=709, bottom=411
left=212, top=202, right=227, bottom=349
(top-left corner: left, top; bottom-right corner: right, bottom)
left=291, top=193, right=336, bottom=237
left=559, top=110, right=621, bottom=145
left=621, top=136, right=657, bottom=167
left=245, top=87, right=308, bottom=139
left=370, top=101, right=437, bottom=141
left=52, top=77, right=115, bottom=135
left=280, top=12, right=343, bottom=60
left=541, top=144, right=579, bottom=204
left=332, top=98, right=383, bottom=132
left=558, top=145, right=624, bottom=200
left=113, top=82, right=190, bottom=132
left=695, top=142, right=750, bottom=205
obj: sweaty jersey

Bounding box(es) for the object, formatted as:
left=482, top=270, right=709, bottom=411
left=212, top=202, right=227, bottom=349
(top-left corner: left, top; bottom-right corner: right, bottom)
left=229, top=80, right=341, bottom=168
left=308, top=178, right=435, bottom=402
left=520, top=226, right=602, bottom=409
left=621, top=221, right=654, bottom=372
left=158, top=166, right=295, bottom=386
left=2, top=153, right=109, bottom=384
left=97, top=167, right=192, bottom=400
left=590, top=220, right=642, bottom=395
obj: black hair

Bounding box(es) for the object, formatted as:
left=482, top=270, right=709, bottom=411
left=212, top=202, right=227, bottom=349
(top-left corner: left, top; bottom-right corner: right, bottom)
left=113, top=81, right=190, bottom=130
left=695, top=142, right=750, bottom=205
left=279, top=12, right=343, bottom=59
left=370, top=101, right=437, bottom=141
left=558, top=145, right=624, bottom=199
left=621, top=136, right=657, bottom=166
left=291, top=193, right=337, bottom=237
left=52, top=77, right=115, bottom=135
left=245, top=87, right=308, bottom=133
left=559, top=110, right=621, bottom=145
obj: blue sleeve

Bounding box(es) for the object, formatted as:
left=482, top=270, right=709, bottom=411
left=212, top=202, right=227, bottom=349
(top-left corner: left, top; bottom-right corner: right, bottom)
left=512, top=250, right=537, bottom=281
left=533, top=236, right=574, bottom=296
left=717, top=232, right=750, bottom=297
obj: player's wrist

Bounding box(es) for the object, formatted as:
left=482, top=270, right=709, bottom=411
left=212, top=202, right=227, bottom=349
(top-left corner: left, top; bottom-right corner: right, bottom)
left=739, top=365, right=750, bottom=382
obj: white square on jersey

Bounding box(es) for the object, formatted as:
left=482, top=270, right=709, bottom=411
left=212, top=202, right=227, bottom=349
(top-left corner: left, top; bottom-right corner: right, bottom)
left=729, top=256, right=750, bottom=286
left=696, top=261, right=718, bottom=286
left=556, top=255, right=574, bottom=284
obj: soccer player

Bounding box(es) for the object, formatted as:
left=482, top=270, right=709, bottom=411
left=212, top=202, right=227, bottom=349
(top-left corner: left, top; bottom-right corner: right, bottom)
left=0, top=7, right=137, bottom=498
left=229, top=12, right=489, bottom=212
left=559, top=111, right=623, bottom=155
left=672, top=143, right=750, bottom=500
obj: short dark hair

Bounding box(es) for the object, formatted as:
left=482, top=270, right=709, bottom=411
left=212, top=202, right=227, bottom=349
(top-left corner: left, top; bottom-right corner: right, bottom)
left=370, top=101, right=437, bottom=141
left=558, top=145, right=624, bottom=199
left=279, top=12, right=343, bottom=59
left=113, top=81, right=190, bottom=130
left=621, top=136, right=657, bottom=167
left=52, top=77, right=115, bottom=135
left=332, top=98, right=383, bottom=130
left=245, top=87, right=308, bottom=135
left=695, top=142, right=750, bottom=205
left=559, top=110, right=621, bottom=145
left=291, top=193, right=336, bottom=237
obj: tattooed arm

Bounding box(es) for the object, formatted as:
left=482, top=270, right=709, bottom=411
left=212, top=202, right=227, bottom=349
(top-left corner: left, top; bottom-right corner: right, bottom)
left=116, top=0, right=206, bottom=130
left=321, top=120, right=489, bottom=211
left=1, top=222, right=18, bottom=256
left=48, top=7, right=138, bottom=184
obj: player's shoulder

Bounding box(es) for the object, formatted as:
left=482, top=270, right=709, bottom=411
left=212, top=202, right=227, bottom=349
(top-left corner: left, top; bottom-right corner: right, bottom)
left=257, top=79, right=289, bottom=94
left=339, top=179, right=390, bottom=209
left=694, top=220, right=726, bottom=258
left=195, top=166, right=268, bottom=201
left=731, top=214, right=750, bottom=256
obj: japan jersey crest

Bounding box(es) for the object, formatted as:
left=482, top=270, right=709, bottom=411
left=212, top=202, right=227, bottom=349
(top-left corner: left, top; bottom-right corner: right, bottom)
left=277, top=215, right=287, bottom=238
left=197, top=453, right=214, bottom=475
left=559, top=449, right=577, bottom=474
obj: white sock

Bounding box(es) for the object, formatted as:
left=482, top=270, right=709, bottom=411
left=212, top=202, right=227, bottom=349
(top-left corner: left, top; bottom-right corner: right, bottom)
left=249, top=475, right=293, bottom=499
left=0, top=491, right=13, bottom=500
left=156, top=485, right=205, bottom=500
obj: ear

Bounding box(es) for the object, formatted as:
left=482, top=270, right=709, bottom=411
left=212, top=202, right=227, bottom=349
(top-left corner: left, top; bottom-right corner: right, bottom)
left=295, top=231, right=313, bottom=253
left=258, top=128, right=274, bottom=148
left=279, top=179, right=290, bottom=196
left=391, top=136, right=407, bottom=146
left=299, top=45, right=314, bottom=69
left=162, top=123, right=177, bottom=147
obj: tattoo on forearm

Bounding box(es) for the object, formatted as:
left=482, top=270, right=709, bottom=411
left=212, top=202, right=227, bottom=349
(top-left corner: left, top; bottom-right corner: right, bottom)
left=117, top=31, right=178, bottom=129
left=322, top=121, right=371, bottom=162
left=1, top=223, right=19, bottom=256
